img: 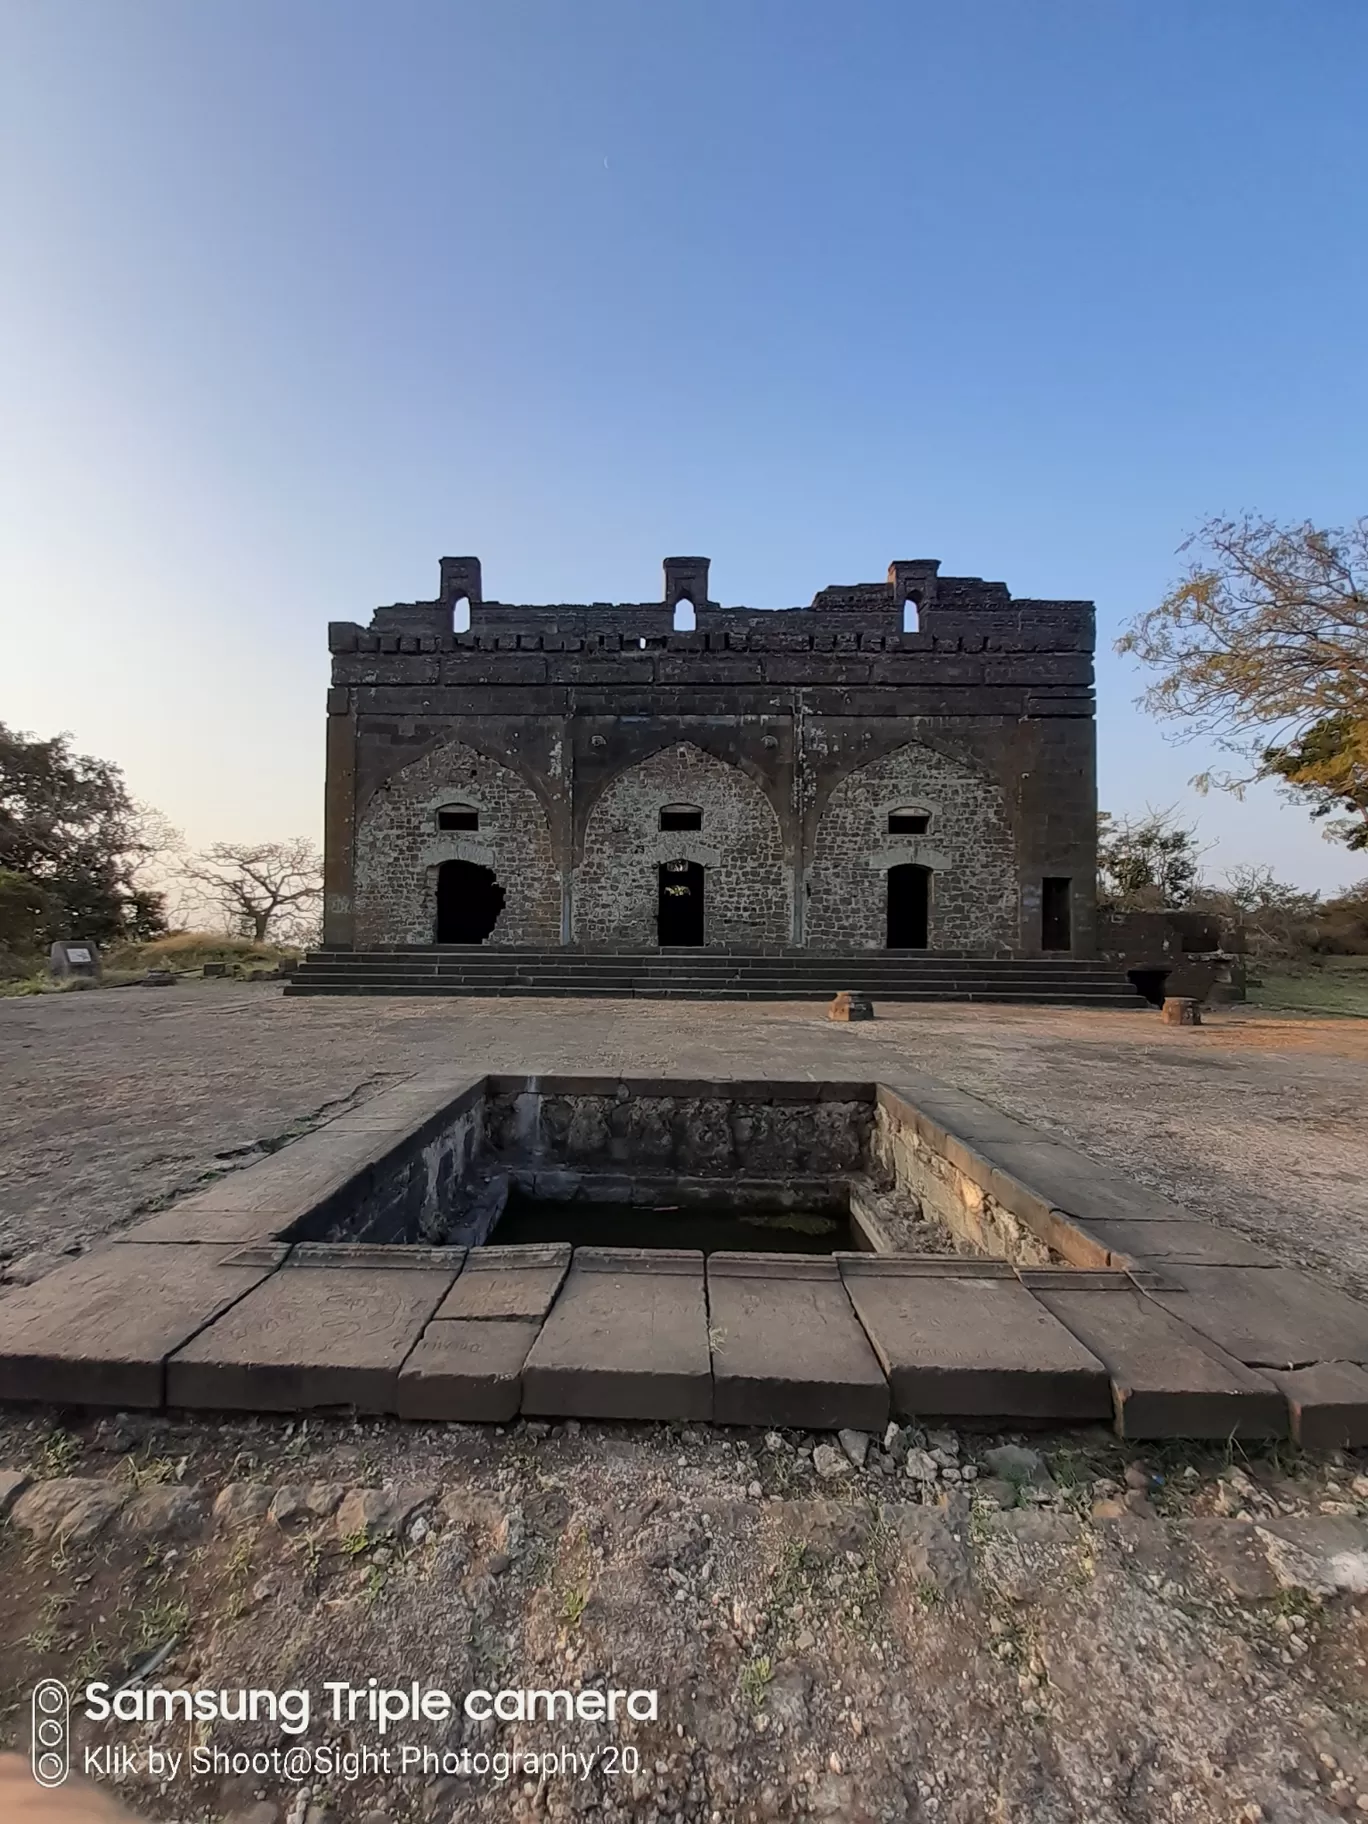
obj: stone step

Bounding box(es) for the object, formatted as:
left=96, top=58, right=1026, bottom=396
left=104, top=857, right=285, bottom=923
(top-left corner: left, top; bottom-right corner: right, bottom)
left=290, top=956, right=1134, bottom=968
left=285, top=944, right=1146, bottom=1005
left=285, top=981, right=1140, bottom=1005
left=296, top=961, right=1127, bottom=979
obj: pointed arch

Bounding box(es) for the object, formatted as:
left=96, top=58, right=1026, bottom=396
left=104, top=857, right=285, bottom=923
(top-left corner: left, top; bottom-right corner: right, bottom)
left=807, top=740, right=1017, bottom=951
left=576, top=742, right=788, bottom=946
left=354, top=738, right=558, bottom=945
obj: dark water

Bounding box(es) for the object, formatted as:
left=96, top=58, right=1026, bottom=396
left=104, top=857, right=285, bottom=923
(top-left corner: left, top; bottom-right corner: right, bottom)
left=490, top=1196, right=851, bottom=1256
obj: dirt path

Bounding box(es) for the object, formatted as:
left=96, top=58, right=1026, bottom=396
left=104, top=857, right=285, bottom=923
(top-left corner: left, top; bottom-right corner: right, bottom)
left=2, top=1409, right=1367, bottom=1824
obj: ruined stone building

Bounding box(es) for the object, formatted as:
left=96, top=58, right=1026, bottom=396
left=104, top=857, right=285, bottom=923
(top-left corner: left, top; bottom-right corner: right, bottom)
left=320, top=556, right=1098, bottom=959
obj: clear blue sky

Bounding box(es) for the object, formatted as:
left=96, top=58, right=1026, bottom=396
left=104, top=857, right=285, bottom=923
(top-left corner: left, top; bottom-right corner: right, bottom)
left=3, top=1, right=1365, bottom=889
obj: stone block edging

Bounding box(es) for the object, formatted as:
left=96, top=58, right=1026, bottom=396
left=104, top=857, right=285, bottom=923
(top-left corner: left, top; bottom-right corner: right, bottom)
left=0, top=1071, right=1364, bottom=1443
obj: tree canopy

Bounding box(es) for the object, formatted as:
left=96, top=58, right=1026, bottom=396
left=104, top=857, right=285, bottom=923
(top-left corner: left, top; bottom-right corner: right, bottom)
left=0, top=721, right=170, bottom=946
left=1117, top=515, right=1368, bottom=849
left=1097, top=809, right=1202, bottom=909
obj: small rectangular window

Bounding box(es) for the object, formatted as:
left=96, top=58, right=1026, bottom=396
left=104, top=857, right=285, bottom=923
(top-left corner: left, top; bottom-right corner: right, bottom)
left=888, top=812, right=929, bottom=835
left=659, top=808, right=702, bottom=831
left=438, top=809, right=479, bottom=831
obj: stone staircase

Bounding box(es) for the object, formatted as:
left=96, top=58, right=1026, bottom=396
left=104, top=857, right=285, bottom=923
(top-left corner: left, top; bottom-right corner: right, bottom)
left=284, top=947, right=1147, bottom=1006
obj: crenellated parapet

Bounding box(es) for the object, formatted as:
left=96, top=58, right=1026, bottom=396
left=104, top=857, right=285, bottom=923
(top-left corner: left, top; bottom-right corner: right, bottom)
left=329, top=555, right=1095, bottom=718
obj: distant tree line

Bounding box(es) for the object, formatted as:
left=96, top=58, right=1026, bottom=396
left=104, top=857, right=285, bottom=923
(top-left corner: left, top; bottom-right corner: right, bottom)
left=1097, top=806, right=1368, bottom=960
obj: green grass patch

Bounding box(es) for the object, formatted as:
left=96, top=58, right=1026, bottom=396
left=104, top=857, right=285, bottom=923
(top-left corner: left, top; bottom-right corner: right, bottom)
left=1247, top=965, right=1368, bottom=1018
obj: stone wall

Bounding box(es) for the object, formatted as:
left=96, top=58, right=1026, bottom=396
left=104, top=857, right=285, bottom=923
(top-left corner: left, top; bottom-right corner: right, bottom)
left=353, top=738, right=560, bottom=946
left=871, top=1101, right=1056, bottom=1266
left=806, top=740, right=1018, bottom=951
left=574, top=743, right=790, bottom=946
left=483, top=1081, right=873, bottom=1182
left=325, top=556, right=1100, bottom=955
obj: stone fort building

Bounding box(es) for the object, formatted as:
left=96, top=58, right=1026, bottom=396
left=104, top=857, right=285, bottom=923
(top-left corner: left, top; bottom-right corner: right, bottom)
left=320, top=555, right=1097, bottom=960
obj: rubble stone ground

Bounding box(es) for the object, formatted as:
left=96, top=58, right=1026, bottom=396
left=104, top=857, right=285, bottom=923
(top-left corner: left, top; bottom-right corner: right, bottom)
left=1, top=985, right=1367, bottom=1821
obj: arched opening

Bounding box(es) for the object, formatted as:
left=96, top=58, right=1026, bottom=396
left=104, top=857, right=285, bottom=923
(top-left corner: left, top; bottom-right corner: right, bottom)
left=886, top=863, right=930, bottom=948
left=672, top=598, right=696, bottom=632
left=659, top=802, right=703, bottom=831
left=901, top=597, right=920, bottom=634
left=435, top=859, right=505, bottom=944
left=452, top=596, right=471, bottom=634
left=657, top=859, right=705, bottom=946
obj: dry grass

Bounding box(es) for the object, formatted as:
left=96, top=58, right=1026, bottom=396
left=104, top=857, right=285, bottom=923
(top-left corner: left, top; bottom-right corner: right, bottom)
left=107, top=931, right=300, bottom=972
left=0, top=931, right=300, bottom=996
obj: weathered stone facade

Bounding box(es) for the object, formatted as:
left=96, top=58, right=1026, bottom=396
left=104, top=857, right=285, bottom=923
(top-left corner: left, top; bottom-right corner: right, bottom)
left=576, top=743, right=789, bottom=946
left=807, top=740, right=1018, bottom=951
left=325, top=555, right=1099, bottom=955
left=353, top=739, right=559, bottom=947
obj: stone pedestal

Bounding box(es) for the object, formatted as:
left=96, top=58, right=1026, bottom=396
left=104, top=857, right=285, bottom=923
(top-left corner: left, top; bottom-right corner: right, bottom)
left=1161, top=997, right=1201, bottom=1026
left=828, top=991, right=874, bottom=1022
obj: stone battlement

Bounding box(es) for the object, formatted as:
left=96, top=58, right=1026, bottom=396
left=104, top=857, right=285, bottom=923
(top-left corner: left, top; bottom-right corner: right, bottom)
left=327, top=556, right=1095, bottom=660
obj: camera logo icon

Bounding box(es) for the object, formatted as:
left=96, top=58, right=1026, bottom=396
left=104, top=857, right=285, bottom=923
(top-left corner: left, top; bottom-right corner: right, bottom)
left=31, top=1680, right=70, bottom=1787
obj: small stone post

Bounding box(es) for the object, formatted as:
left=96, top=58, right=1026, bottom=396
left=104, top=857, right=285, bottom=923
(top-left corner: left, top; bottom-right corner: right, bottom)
left=1160, top=997, right=1201, bottom=1026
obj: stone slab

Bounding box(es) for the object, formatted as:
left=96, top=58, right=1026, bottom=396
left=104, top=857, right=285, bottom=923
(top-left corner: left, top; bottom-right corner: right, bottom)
left=115, top=1205, right=301, bottom=1245
left=1267, top=1362, right=1368, bottom=1450
left=140, top=1126, right=396, bottom=1224
left=876, top=1082, right=1040, bottom=1147
left=521, top=1248, right=712, bottom=1421
left=706, top=1254, right=889, bottom=1431
left=323, top=1075, right=484, bottom=1131
left=835, top=1253, right=1017, bottom=1278
left=974, top=1139, right=1190, bottom=1227
left=432, top=1245, right=570, bottom=1322
left=1029, top=1282, right=1286, bottom=1438
left=397, top=1320, right=541, bottom=1421
left=1148, top=1266, right=1368, bottom=1370
left=0, top=1245, right=281, bottom=1408
left=839, top=1258, right=1110, bottom=1421
left=1076, top=1219, right=1276, bottom=1269
left=287, top=1243, right=467, bottom=1271
left=165, top=1260, right=459, bottom=1413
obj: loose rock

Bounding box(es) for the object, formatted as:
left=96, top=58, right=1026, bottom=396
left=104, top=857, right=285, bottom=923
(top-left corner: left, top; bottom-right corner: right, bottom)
left=837, top=1430, right=869, bottom=1469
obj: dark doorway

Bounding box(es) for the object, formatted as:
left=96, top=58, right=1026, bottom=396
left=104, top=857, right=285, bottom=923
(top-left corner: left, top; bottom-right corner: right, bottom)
left=657, top=860, right=705, bottom=945
left=1127, top=967, right=1169, bottom=1007
left=886, top=864, right=930, bottom=948
left=1041, top=877, right=1073, bottom=952
left=435, top=859, right=505, bottom=944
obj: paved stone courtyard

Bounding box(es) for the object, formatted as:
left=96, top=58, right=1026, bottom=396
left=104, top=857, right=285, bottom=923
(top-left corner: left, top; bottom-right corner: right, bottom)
left=2, top=986, right=1368, bottom=1822
left=2, top=984, right=1366, bottom=1299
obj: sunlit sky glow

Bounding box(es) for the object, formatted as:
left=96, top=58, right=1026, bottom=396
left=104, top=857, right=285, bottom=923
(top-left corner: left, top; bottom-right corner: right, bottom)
left=2, top=2, right=1365, bottom=890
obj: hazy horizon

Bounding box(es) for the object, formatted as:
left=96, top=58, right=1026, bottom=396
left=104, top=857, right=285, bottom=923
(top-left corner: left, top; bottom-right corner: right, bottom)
left=3, top=2, right=1365, bottom=894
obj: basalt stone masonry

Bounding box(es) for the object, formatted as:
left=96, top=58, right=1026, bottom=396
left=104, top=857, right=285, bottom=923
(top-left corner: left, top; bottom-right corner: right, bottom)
left=3, top=1072, right=1366, bottom=1441
left=321, top=555, right=1099, bottom=956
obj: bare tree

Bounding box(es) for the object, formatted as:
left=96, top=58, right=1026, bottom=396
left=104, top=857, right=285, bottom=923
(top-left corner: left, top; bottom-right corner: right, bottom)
left=177, top=839, right=322, bottom=943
